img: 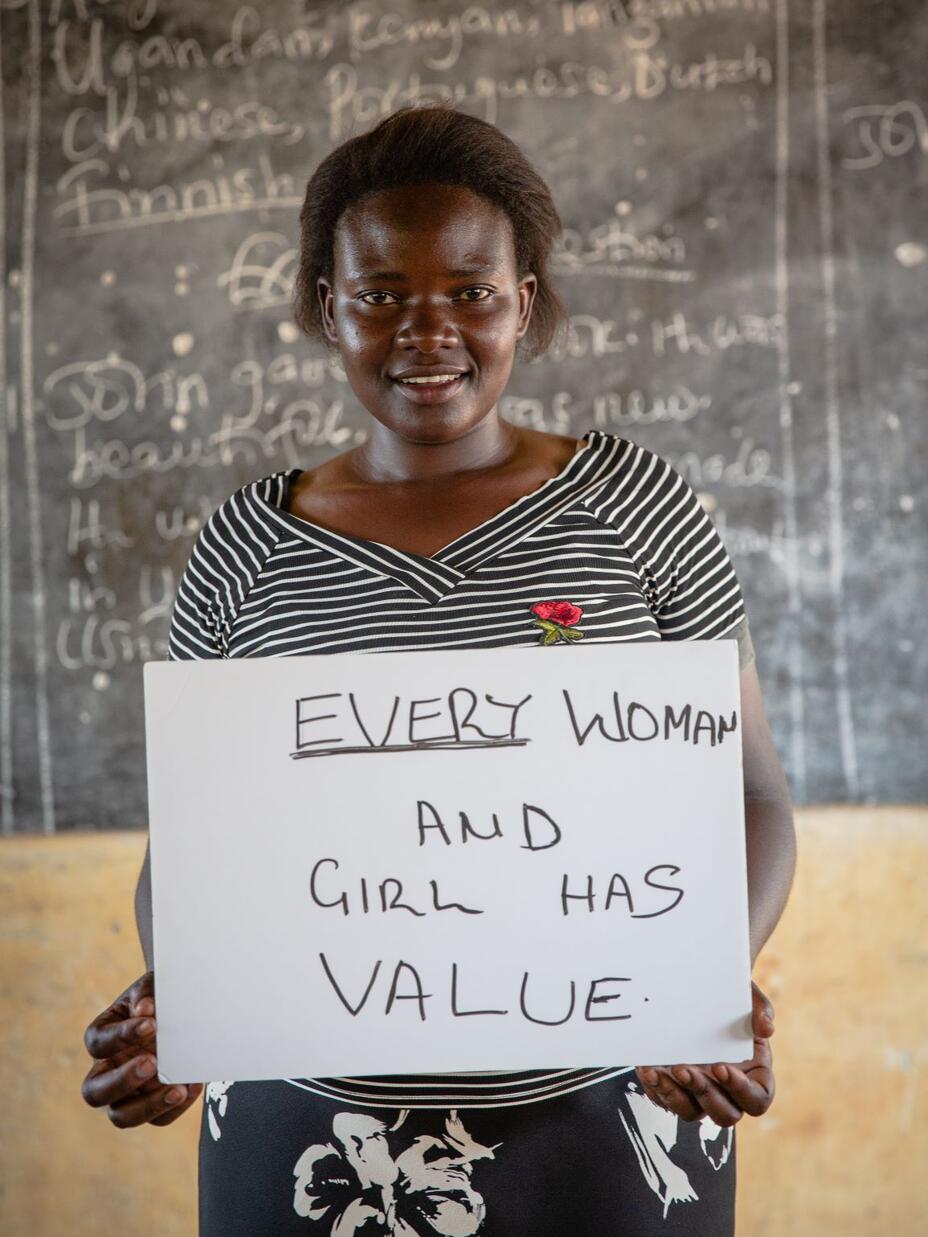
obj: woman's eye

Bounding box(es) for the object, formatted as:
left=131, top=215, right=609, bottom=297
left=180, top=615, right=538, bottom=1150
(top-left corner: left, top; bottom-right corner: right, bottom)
left=357, top=287, right=493, bottom=306
left=358, top=291, right=398, bottom=305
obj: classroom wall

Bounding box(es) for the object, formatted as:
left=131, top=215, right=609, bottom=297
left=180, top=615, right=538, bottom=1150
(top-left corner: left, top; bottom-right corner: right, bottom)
left=1, top=807, right=925, bottom=1236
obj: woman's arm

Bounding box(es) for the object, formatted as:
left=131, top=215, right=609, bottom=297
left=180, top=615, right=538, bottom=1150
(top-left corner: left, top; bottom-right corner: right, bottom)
left=740, top=659, right=797, bottom=965
left=134, top=839, right=154, bottom=972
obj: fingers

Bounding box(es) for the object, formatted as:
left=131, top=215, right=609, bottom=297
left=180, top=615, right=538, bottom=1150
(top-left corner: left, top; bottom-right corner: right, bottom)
left=637, top=1056, right=774, bottom=1127
left=106, top=1082, right=194, bottom=1130
left=125, top=970, right=155, bottom=1004
left=702, top=1024, right=776, bottom=1119
left=80, top=971, right=199, bottom=1129
left=81, top=1048, right=162, bottom=1110
left=708, top=1059, right=775, bottom=1117
left=150, top=1083, right=204, bottom=1126
left=83, top=1013, right=157, bottom=1061
left=83, top=971, right=156, bottom=1060
left=669, top=1066, right=744, bottom=1127
left=82, top=1052, right=203, bottom=1128
left=751, top=980, right=775, bottom=1039
left=635, top=1066, right=702, bottom=1122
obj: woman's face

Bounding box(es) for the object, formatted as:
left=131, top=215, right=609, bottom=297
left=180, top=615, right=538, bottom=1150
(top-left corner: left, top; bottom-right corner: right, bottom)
left=316, top=182, right=537, bottom=446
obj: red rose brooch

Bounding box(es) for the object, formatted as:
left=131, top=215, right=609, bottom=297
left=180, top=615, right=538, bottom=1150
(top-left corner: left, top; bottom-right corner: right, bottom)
left=530, top=600, right=584, bottom=645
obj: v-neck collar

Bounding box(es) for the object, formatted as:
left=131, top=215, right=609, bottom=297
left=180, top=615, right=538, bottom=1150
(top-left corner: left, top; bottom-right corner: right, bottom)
left=253, top=429, right=626, bottom=605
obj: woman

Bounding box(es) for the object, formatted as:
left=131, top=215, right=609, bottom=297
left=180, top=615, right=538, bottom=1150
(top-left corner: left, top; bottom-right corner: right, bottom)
left=82, top=105, right=795, bottom=1234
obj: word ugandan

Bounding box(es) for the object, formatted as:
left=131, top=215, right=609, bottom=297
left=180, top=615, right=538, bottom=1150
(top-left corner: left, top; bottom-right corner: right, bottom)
left=291, top=684, right=737, bottom=759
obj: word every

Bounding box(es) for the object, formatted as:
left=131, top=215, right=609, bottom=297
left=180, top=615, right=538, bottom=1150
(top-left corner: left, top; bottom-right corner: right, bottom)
left=293, top=688, right=532, bottom=756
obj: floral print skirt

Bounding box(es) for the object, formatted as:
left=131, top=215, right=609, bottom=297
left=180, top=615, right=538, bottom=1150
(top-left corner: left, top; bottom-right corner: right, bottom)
left=198, top=1073, right=736, bottom=1235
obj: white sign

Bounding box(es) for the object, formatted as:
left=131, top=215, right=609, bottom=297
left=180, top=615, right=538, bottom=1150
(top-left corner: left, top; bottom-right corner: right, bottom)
left=143, top=642, right=752, bottom=1084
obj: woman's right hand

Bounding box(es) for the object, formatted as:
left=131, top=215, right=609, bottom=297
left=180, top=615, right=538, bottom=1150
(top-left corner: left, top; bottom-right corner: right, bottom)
left=81, top=970, right=203, bottom=1128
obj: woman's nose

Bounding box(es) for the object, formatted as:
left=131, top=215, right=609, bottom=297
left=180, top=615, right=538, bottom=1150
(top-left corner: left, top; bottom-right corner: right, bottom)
left=394, top=300, right=460, bottom=350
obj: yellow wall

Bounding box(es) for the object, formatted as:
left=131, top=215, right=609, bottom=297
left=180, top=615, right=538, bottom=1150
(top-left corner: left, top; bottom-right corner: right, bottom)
left=1, top=809, right=925, bottom=1236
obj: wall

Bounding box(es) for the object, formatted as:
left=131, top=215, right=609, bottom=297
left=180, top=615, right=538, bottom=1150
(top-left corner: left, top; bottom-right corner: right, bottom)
left=2, top=808, right=926, bottom=1235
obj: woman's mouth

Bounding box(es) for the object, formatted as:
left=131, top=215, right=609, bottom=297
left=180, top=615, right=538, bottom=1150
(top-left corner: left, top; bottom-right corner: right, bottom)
left=391, top=372, right=469, bottom=404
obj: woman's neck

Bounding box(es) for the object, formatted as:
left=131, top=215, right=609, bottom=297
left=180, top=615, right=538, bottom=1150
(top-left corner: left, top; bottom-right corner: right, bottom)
left=347, top=415, right=521, bottom=486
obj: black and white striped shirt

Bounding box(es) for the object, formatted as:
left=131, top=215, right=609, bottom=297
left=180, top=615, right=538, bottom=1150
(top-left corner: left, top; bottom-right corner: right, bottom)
left=166, top=427, right=753, bottom=1108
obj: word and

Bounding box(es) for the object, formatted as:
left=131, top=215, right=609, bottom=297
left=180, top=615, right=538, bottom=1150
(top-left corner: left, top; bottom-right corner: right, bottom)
left=416, top=799, right=562, bottom=850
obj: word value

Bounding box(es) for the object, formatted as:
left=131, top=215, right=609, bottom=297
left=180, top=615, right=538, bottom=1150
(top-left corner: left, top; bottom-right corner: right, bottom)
left=319, top=954, right=638, bottom=1025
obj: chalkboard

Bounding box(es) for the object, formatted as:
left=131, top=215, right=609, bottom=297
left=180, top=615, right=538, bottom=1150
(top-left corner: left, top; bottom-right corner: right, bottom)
left=2, top=0, right=925, bottom=832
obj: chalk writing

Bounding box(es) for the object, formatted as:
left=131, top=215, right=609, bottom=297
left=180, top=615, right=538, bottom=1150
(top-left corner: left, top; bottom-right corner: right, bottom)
left=57, top=614, right=168, bottom=670
left=217, top=231, right=298, bottom=311
left=51, top=7, right=335, bottom=94
left=325, top=46, right=772, bottom=137
left=44, top=353, right=353, bottom=487
left=67, top=397, right=355, bottom=488
left=560, top=0, right=770, bottom=35
left=544, top=314, right=634, bottom=361
left=348, top=6, right=542, bottom=71
left=62, top=88, right=304, bottom=163
left=44, top=356, right=209, bottom=432
left=650, top=311, right=785, bottom=356
left=67, top=497, right=134, bottom=553
left=56, top=151, right=299, bottom=235
left=666, top=438, right=781, bottom=489
left=554, top=217, right=689, bottom=280
left=841, top=100, right=928, bottom=170
left=592, top=386, right=711, bottom=427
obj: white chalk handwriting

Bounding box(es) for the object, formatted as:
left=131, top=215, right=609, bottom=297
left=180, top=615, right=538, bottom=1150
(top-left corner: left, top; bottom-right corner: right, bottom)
left=325, top=46, right=773, bottom=138
left=55, top=151, right=299, bottom=236
left=217, top=231, right=298, bottom=311
left=347, top=5, right=541, bottom=71
left=841, top=100, right=928, bottom=170
left=51, top=7, right=334, bottom=95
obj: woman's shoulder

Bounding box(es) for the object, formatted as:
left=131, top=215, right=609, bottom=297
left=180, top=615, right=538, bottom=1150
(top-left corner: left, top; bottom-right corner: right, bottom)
left=587, top=428, right=678, bottom=470
left=183, top=468, right=297, bottom=580
left=582, top=430, right=694, bottom=504
left=197, top=466, right=297, bottom=531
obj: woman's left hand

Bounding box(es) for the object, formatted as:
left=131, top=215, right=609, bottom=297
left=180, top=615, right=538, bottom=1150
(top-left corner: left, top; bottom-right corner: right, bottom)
left=633, top=981, right=776, bottom=1127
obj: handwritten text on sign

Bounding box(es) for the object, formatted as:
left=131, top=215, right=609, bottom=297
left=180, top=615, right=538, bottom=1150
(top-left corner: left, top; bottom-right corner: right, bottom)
left=143, top=642, right=751, bottom=1084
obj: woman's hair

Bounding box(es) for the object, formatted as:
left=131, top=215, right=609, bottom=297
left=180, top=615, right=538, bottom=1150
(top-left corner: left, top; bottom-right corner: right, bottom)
left=292, top=104, right=568, bottom=362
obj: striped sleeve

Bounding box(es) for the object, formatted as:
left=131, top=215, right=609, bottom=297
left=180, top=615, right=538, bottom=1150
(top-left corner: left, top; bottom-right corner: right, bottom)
left=593, top=442, right=753, bottom=660
left=167, top=481, right=280, bottom=661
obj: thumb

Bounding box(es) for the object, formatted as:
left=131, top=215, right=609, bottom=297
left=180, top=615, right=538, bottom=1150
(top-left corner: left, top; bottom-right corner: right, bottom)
left=751, top=981, right=775, bottom=1037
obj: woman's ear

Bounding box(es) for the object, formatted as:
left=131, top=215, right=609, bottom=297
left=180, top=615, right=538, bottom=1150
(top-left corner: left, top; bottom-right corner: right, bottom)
left=515, top=273, right=538, bottom=340
left=317, top=276, right=338, bottom=345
